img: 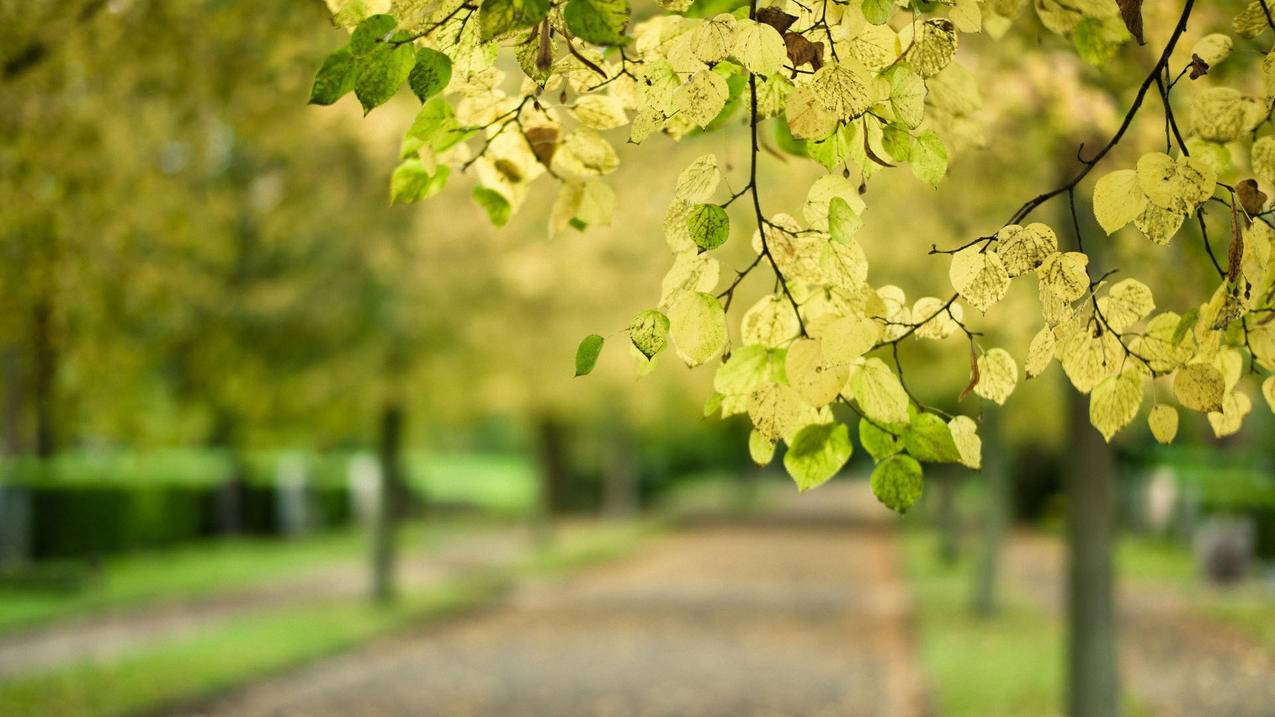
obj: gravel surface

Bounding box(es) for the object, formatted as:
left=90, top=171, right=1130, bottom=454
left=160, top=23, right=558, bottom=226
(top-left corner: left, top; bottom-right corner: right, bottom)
left=1006, top=534, right=1275, bottom=717
left=186, top=482, right=931, bottom=717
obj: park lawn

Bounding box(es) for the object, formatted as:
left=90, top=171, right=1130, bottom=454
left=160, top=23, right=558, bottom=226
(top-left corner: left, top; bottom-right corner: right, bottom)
left=902, top=527, right=1064, bottom=717
left=0, top=522, right=450, bottom=634
left=407, top=451, right=537, bottom=515
left=0, top=451, right=536, bottom=634
left=0, top=522, right=648, bottom=717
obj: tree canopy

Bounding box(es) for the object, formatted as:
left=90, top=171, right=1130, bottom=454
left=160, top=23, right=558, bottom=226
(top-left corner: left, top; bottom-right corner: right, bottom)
left=311, top=0, right=1275, bottom=512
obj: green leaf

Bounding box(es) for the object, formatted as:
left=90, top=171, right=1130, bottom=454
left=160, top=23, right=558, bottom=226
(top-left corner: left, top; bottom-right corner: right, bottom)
left=350, top=14, right=398, bottom=56
left=575, top=334, right=605, bottom=376
left=861, top=0, right=894, bottom=24
left=783, top=422, right=853, bottom=492
left=564, top=0, right=630, bottom=45
left=859, top=418, right=901, bottom=461
left=480, top=0, right=551, bottom=41
left=871, top=454, right=923, bottom=514
left=310, top=47, right=358, bottom=105
left=807, top=123, right=856, bottom=171
left=910, top=130, right=948, bottom=188
left=686, top=203, right=730, bottom=251
left=407, top=98, right=472, bottom=151
left=828, top=196, right=860, bottom=243
left=390, top=160, right=449, bottom=204
left=902, top=411, right=961, bottom=463
left=881, top=123, right=913, bottom=163
left=772, top=117, right=808, bottom=157
left=628, top=309, right=670, bottom=359
left=472, top=186, right=512, bottom=226
left=409, top=48, right=452, bottom=102
left=355, top=43, right=416, bottom=114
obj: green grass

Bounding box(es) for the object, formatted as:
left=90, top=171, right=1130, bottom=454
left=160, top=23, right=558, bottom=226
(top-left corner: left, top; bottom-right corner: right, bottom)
left=0, top=583, right=499, bottom=717
left=0, top=521, right=465, bottom=634
left=0, top=522, right=646, bottom=717
left=408, top=452, right=536, bottom=514
left=902, top=527, right=1063, bottom=717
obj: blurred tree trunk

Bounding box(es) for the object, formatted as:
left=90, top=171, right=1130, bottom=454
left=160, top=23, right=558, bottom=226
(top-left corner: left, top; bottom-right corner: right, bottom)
left=209, top=413, right=246, bottom=535
left=1065, top=390, right=1119, bottom=717
left=31, top=297, right=56, bottom=459
left=970, top=409, right=1007, bottom=616
left=933, top=474, right=960, bottom=566
left=1055, top=148, right=1119, bottom=717
left=532, top=414, right=568, bottom=546
left=602, top=420, right=637, bottom=519
left=2, top=346, right=22, bottom=456
left=372, top=400, right=404, bottom=604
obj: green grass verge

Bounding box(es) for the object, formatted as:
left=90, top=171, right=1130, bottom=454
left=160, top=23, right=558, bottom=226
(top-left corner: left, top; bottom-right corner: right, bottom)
left=0, top=523, right=454, bottom=634
left=0, top=523, right=646, bottom=717
left=903, top=526, right=1063, bottom=717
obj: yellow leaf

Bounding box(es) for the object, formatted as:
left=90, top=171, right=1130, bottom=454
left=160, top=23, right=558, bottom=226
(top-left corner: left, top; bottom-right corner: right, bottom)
left=1059, top=325, right=1122, bottom=393
left=552, top=127, right=620, bottom=177
left=1136, top=152, right=1215, bottom=215
left=820, top=313, right=881, bottom=364
left=850, top=357, right=910, bottom=424
left=1262, top=376, right=1275, bottom=412
left=674, top=154, right=721, bottom=204
left=1148, top=404, right=1179, bottom=444
left=1133, top=202, right=1186, bottom=246
left=660, top=250, right=719, bottom=307
left=810, top=60, right=873, bottom=120
left=1096, top=278, right=1154, bottom=332
left=741, top=294, right=801, bottom=347
left=732, top=19, right=787, bottom=77
left=786, top=339, right=849, bottom=407
left=1173, top=362, right=1226, bottom=413
left=748, top=428, right=776, bottom=466
left=913, top=297, right=963, bottom=340
left=1191, top=33, right=1233, bottom=66
left=997, top=223, right=1057, bottom=276
left=1207, top=390, right=1252, bottom=437
left=1089, top=369, right=1143, bottom=442
left=948, top=415, right=982, bottom=469
left=747, top=383, right=805, bottom=441
left=691, top=14, right=736, bottom=64
left=1092, top=169, right=1146, bottom=235
left=673, top=69, right=729, bottom=128
left=1025, top=326, right=1056, bottom=379
left=949, top=246, right=1010, bottom=312
left=785, top=83, right=837, bottom=140
left=974, top=348, right=1017, bottom=404
left=904, top=18, right=958, bottom=78
left=667, top=290, right=727, bottom=367
left=1037, top=251, right=1090, bottom=302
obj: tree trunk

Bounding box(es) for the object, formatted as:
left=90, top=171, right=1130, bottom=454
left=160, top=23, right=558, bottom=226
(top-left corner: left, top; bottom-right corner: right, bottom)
left=2, top=346, right=22, bottom=456
left=970, top=409, right=1007, bottom=616
left=531, top=415, right=568, bottom=546
left=31, top=298, right=56, bottom=459
left=602, top=421, right=637, bottom=519
left=1065, top=389, right=1119, bottom=717
left=934, top=474, right=960, bottom=566
left=372, top=401, right=404, bottom=604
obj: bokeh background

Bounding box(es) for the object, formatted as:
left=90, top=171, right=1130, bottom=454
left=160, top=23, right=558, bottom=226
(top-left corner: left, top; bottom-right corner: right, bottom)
left=1, top=0, right=1273, bottom=715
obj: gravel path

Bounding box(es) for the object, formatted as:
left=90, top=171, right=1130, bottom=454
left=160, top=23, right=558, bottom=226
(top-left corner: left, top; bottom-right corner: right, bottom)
left=184, top=482, right=930, bottom=717
left=1006, top=534, right=1275, bottom=717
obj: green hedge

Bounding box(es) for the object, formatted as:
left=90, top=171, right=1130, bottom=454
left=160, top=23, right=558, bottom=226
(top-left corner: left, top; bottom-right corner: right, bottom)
left=1, top=451, right=356, bottom=562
